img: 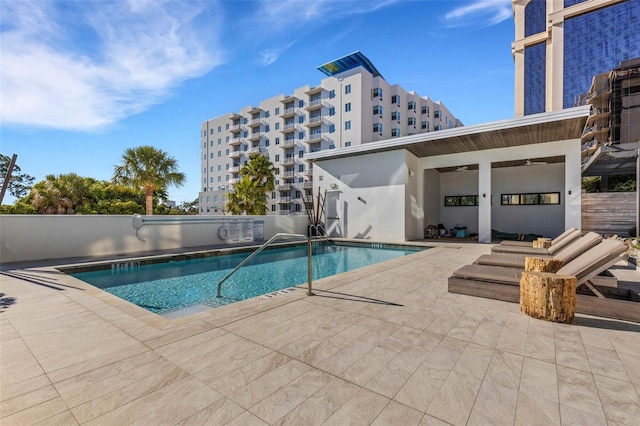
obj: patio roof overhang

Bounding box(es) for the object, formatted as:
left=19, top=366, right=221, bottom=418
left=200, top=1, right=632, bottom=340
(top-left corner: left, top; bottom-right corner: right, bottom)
left=306, top=106, right=590, bottom=163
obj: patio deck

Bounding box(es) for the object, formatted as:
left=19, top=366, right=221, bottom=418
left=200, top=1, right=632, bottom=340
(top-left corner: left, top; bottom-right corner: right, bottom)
left=1, top=243, right=639, bottom=425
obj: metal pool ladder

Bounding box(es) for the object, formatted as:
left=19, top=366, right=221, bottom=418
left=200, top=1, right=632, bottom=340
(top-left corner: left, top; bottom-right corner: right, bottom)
left=216, top=233, right=316, bottom=298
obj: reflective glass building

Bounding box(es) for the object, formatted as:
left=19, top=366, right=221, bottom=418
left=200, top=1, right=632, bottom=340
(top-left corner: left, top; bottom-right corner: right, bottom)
left=512, top=0, right=640, bottom=115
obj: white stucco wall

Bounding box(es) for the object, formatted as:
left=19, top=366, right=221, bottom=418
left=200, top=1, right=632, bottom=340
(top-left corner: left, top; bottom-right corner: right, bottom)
left=0, top=215, right=308, bottom=264
left=404, top=151, right=423, bottom=240
left=314, top=150, right=407, bottom=241
left=491, top=163, right=566, bottom=237
left=438, top=169, right=480, bottom=233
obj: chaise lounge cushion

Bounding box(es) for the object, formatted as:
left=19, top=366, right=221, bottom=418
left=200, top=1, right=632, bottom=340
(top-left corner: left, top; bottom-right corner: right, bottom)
left=500, top=227, right=577, bottom=247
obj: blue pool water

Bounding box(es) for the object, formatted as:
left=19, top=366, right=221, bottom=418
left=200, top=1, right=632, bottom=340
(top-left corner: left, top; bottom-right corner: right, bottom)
left=71, top=243, right=422, bottom=314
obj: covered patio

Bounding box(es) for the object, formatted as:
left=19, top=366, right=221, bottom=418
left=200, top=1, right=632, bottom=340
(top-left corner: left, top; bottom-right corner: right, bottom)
left=306, top=107, right=590, bottom=243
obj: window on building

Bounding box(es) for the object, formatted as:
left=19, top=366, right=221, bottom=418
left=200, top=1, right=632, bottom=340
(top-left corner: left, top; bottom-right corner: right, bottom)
left=408, top=101, right=416, bottom=110
left=434, top=110, right=441, bottom=118
left=265, top=124, right=270, bottom=132
left=298, top=150, right=304, bottom=158
left=329, top=90, right=335, bottom=99
left=210, top=129, right=214, bottom=135
left=217, top=176, right=221, bottom=182
left=272, top=192, right=276, bottom=199
left=391, top=94, right=400, bottom=105
left=265, top=139, right=270, bottom=147
left=444, top=195, right=478, bottom=207
left=298, top=115, right=304, bottom=124
left=373, top=105, right=382, bottom=115
left=408, top=117, right=416, bottom=126
left=225, top=163, right=229, bottom=169
left=345, top=84, right=351, bottom=94
left=298, top=164, right=304, bottom=172
left=210, top=153, right=214, bottom=158
left=275, top=154, right=280, bottom=162
left=372, top=87, right=382, bottom=98
left=226, top=124, right=229, bottom=130
left=218, top=138, right=222, bottom=145
left=275, top=122, right=280, bottom=130
left=434, top=125, right=441, bottom=131
left=298, top=131, right=304, bottom=140
left=226, top=148, right=230, bottom=155
left=501, top=192, right=560, bottom=205
left=421, top=121, right=428, bottom=130
left=225, top=175, right=229, bottom=181
left=218, top=126, right=222, bottom=132
left=345, top=121, right=351, bottom=130
left=271, top=205, right=276, bottom=211
left=391, top=128, right=400, bottom=137
left=345, top=141, right=351, bottom=147
left=226, top=136, right=230, bottom=142
left=345, top=103, right=351, bottom=112
left=275, top=137, right=280, bottom=145
left=298, top=100, right=304, bottom=108
left=421, top=105, right=429, bottom=115
left=373, top=123, right=383, bottom=133
left=329, top=124, right=335, bottom=133
left=391, top=111, right=400, bottom=121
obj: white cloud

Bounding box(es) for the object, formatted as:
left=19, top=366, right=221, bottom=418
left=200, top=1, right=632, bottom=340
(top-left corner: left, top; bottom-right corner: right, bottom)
left=0, top=1, right=224, bottom=131
left=444, top=0, right=512, bottom=27
left=258, top=41, right=297, bottom=67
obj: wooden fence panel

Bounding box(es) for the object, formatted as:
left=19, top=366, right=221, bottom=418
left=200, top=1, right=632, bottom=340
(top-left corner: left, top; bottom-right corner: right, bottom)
left=581, top=192, right=636, bottom=236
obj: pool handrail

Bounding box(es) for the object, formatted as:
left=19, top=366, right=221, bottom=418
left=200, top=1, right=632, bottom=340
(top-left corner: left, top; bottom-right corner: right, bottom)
left=216, top=233, right=312, bottom=298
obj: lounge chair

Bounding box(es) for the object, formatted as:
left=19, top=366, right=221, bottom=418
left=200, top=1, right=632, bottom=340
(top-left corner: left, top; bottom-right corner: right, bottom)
left=448, top=239, right=639, bottom=322
left=491, top=229, right=582, bottom=255
left=499, top=227, right=577, bottom=247
left=477, top=232, right=602, bottom=268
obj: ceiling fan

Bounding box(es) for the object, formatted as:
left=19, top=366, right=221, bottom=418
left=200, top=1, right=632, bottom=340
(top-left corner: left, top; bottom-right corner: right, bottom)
left=525, top=159, right=547, bottom=166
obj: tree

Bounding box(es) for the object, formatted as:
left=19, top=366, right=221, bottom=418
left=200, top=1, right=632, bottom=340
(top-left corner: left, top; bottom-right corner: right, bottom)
left=113, top=146, right=185, bottom=215
left=0, top=153, right=35, bottom=199
left=225, top=153, right=276, bottom=215
left=29, top=173, right=89, bottom=214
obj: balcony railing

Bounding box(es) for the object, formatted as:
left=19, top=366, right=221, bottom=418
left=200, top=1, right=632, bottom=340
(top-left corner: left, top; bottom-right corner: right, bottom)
left=229, top=151, right=243, bottom=158
left=277, top=197, right=291, bottom=204
left=309, top=116, right=322, bottom=123
left=277, top=184, right=291, bottom=191
left=281, top=156, right=296, bottom=165
left=302, top=181, right=313, bottom=188
left=229, top=137, right=244, bottom=146
left=280, top=139, right=295, bottom=148
left=229, top=166, right=240, bottom=173
left=283, top=171, right=295, bottom=178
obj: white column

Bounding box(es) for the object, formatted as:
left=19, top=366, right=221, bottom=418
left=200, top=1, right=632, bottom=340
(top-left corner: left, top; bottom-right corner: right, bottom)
left=564, top=140, right=582, bottom=230
left=478, top=160, right=492, bottom=243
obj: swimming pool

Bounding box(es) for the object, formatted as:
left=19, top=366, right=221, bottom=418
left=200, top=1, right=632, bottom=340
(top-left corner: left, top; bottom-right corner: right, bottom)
left=70, top=242, right=423, bottom=315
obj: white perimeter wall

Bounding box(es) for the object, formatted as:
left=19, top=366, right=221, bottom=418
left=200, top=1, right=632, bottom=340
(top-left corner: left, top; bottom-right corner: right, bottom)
left=314, top=150, right=408, bottom=241
left=0, top=215, right=308, bottom=264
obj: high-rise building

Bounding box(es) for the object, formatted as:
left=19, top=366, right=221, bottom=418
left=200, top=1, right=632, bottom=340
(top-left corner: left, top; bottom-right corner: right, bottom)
left=199, top=52, right=462, bottom=216
left=512, top=0, right=640, bottom=116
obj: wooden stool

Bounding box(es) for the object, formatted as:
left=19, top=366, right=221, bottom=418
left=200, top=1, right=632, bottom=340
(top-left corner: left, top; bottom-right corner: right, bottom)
left=520, top=271, right=576, bottom=323
left=532, top=238, right=552, bottom=249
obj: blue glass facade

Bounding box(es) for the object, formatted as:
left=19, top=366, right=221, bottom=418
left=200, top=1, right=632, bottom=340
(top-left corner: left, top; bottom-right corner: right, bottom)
left=563, top=0, right=640, bottom=108
left=564, top=0, right=588, bottom=7
left=525, top=0, right=546, bottom=36
left=524, top=43, right=546, bottom=115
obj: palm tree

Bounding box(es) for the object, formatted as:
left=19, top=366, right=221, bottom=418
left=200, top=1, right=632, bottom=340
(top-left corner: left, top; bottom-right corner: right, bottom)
left=30, top=173, right=88, bottom=214
left=113, top=146, right=185, bottom=215
left=225, top=153, right=276, bottom=215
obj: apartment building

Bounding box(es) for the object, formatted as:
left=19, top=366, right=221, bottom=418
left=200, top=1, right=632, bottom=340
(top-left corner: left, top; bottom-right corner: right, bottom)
left=512, top=0, right=640, bottom=116
left=200, top=52, right=462, bottom=215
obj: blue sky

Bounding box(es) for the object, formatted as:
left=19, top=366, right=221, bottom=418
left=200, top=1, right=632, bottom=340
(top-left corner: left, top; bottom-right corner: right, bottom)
left=1, top=0, right=515, bottom=205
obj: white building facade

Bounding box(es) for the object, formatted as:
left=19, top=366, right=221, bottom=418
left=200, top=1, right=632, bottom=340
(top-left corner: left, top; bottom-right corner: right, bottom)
left=200, top=52, right=462, bottom=215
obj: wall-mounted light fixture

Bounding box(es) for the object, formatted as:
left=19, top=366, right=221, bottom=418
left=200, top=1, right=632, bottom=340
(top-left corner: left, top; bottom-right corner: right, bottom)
left=568, top=190, right=572, bottom=195
left=408, top=170, right=415, bottom=177
left=329, top=183, right=338, bottom=189
left=483, top=194, right=486, bottom=198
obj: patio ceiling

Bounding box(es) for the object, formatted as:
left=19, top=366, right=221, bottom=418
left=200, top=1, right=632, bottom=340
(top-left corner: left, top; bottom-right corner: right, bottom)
left=306, top=106, right=590, bottom=163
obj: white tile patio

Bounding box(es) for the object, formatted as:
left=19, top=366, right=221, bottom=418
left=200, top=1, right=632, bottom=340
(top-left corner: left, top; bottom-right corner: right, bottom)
left=1, top=243, right=639, bottom=425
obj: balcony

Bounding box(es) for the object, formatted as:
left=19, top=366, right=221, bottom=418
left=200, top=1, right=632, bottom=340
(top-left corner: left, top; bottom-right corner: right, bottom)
left=248, top=106, right=263, bottom=114
left=305, top=99, right=323, bottom=111
left=229, top=137, right=245, bottom=147
left=305, top=116, right=323, bottom=127
left=277, top=209, right=292, bottom=215
left=305, top=86, right=323, bottom=95
left=248, top=146, right=264, bottom=154
left=280, top=139, right=295, bottom=148
left=280, top=94, right=297, bottom=104
left=247, top=119, right=263, bottom=128
left=229, top=177, right=239, bottom=185
left=229, top=112, right=243, bottom=121
left=280, top=156, right=296, bottom=166
left=230, top=123, right=244, bottom=131
left=280, top=107, right=296, bottom=118
left=276, top=184, right=291, bottom=191
left=305, top=133, right=323, bottom=144
left=229, top=166, right=241, bottom=173
left=280, top=123, right=296, bottom=134
left=282, top=171, right=296, bottom=179
left=277, top=197, right=292, bottom=204
left=248, top=132, right=263, bottom=142
left=302, top=181, right=313, bottom=188
left=229, top=150, right=243, bottom=159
